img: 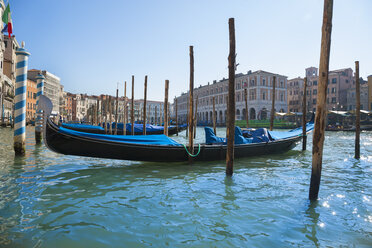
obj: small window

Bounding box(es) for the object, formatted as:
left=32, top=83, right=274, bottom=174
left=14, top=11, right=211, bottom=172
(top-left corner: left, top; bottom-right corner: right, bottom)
left=332, top=78, right=337, bottom=84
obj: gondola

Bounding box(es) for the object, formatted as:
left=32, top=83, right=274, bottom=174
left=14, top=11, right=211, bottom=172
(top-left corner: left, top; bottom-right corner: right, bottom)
left=39, top=96, right=314, bottom=162
left=61, top=122, right=184, bottom=136
left=44, top=117, right=314, bottom=162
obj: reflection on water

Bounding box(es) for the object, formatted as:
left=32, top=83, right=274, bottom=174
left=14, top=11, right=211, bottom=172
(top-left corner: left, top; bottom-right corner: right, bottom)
left=0, top=126, right=371, bottom=247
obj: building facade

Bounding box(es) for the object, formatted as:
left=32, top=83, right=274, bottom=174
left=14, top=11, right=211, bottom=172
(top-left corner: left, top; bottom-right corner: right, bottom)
left=174, top=70, right=288, bottom=125
left=28, top=69, right=61, bottom=114
left=346, top=78, right=369, bottom=111
left=287, top=77, right=304, bottom=113
left=26, top=79, right=37, bottom=122
left=305, top=67, right=354, bottom=112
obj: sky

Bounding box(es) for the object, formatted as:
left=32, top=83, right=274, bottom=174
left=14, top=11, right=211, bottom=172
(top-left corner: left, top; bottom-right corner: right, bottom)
left=9, top=0, right=372, bottom=101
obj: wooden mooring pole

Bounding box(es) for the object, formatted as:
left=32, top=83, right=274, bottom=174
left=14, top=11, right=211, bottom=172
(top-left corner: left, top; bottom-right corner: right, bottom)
left=194, top=95, right=198, bottom=139
left=355, top=61, right=360, bottom=159
left=164, top=80, right=169, bottom=136
left=244, top=88, right=249, bottom=128
left=186, top=98, right=189, bottom=137
left=131, top=76, right=135, bottom=135
left=213, top=96, right=217, bottom=135
left=123, top=81, right=127, bottom=135
left=302, top=77, right=308, bottom=151
left=115, top=88, right=119, bottom=135
left=155, top=105, right=157, bottom=126
left=104, top=96, right=108, bottom=134
left=100, top=95, right=104, bottom=128
left=109, top=95, right=113, bottom=134
left=188, top=46, right=194, bottom=157
left=309, top=0, right=333, bottom=201
left=143, top=76, right=148, bottom=135
left=270, top=76, right=276, bottom=131
left=175, top=98, right=178, bottom=136
left=226, top=18, right=236, bottom=176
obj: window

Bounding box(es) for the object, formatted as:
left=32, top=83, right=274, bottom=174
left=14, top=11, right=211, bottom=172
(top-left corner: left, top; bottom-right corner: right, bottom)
left=313, top=98, right=316, bottom=104
left=313, top=81, right=318, bottom=86
left=331, top=97, right=336, bottom=103
left=331, top=88, right=336, bottom=93
left=332, top=78, right=337, bottom=84
left=262, top=79, right=266, bottom=86
left=262, top=92, right=266, bottom=100
left=313, top=89, right=317, bottom=95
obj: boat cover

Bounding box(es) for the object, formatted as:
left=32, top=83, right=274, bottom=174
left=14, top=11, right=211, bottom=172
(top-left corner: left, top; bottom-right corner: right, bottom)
left=62, top=123, right=104, bottom=131
left=58, top=126, right=182, bottom=146
left=110, top=123, right=175, bottom=133
left=268, top=122, right=314, bottom=140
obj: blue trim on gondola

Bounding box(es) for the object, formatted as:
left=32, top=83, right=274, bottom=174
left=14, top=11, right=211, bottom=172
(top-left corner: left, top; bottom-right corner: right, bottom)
left=59, top=126, right=182, bottom=146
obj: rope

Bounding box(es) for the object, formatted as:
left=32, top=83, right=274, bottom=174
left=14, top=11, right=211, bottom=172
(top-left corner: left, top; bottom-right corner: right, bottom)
left=182, top=144, right=201, bottom=157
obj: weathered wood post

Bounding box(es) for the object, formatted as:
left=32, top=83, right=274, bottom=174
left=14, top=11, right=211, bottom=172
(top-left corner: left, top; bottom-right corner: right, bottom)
left=96, top=99, right=99, bottom=125
left=226, top=18, right=236, bottom=176
left=131, top=76, right=135, bottom=135
left=123, top=81, right=127, bottom=135
left=115, top=88, right=119, bottom=135
left=213, top=96, right=217, bottom=134
left=302, top=77, right=308, bottom=151
left=104, top=96, right=108, bottom=133
left=143, top=76, right=148, bottom=135
left=194, top=95, right=198, bottom=139
left=309, top=0, right=333, bottom=201
left=109, top=95, right=113, bottom=134
left=244, top=88, right=249, bottom=128
left=164, top=80, right=169, bottom=136
left=186, top=98, right=189, bottom=137
left=35, top=72, right=45, bottom=144
left=155, top=105, right=158, bottom=125
left=175, top=98, right=178, bottom=136
left=270, top=76, right=276, bottom=131
left=100, top=95, right=104, bottom=128
left=355, top=61, right=360, bottom=159
left=188, top=46, right=194, bottom=156
left=14, top=42, right=30, bottom=155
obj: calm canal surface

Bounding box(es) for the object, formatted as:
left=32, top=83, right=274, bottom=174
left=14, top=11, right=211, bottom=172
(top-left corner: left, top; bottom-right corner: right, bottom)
left=0, top=126, right=371, bottom=247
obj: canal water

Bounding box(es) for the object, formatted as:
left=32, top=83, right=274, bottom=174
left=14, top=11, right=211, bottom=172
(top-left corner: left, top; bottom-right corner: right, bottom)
left=0, top=126, right=371, bottom=247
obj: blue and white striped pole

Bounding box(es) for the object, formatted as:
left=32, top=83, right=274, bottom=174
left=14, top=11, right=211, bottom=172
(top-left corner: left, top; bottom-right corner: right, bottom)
left=14, top=42, right=30, bottom=155
left=35, top=72, right=45, bottom=143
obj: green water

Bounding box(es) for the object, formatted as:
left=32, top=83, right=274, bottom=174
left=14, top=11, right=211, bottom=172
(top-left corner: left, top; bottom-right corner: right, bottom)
left=0, top=126, right=371, bottom=247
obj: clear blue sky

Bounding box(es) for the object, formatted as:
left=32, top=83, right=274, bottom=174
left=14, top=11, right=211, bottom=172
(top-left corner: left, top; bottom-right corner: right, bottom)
left=10, top=0, right=372, bottom=101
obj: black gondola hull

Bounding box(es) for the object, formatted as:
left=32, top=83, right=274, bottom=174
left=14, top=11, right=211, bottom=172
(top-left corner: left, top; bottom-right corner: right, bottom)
left=45, top=119, right=301, bottom=162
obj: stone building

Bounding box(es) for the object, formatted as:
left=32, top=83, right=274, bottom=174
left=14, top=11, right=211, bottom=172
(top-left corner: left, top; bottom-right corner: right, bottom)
left=28, top=69, right=61, bottom=114
left=64, top=92, right=75, bottom=121
left=174, top=70, right=288, bottom=125
left=305, top=67, right=354, bottom=112
left=346, top=78, right=369, bottom=111
left=26, top=79, right=37, bottom=122
left=1, top=34, right=18, bottom=122
left=287, top=77, right=304, bottom=113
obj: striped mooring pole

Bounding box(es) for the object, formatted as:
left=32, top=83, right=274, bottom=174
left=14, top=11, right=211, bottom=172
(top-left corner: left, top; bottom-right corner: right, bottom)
left=14, top=42, right=30, bottom=155
left=35, top=72, right=45, bottom=144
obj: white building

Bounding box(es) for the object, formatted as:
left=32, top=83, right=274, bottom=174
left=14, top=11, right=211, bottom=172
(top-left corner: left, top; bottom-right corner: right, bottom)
left=28, top=69, right=61, bottom=114
left=174, top=70, right=288, bottom=125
